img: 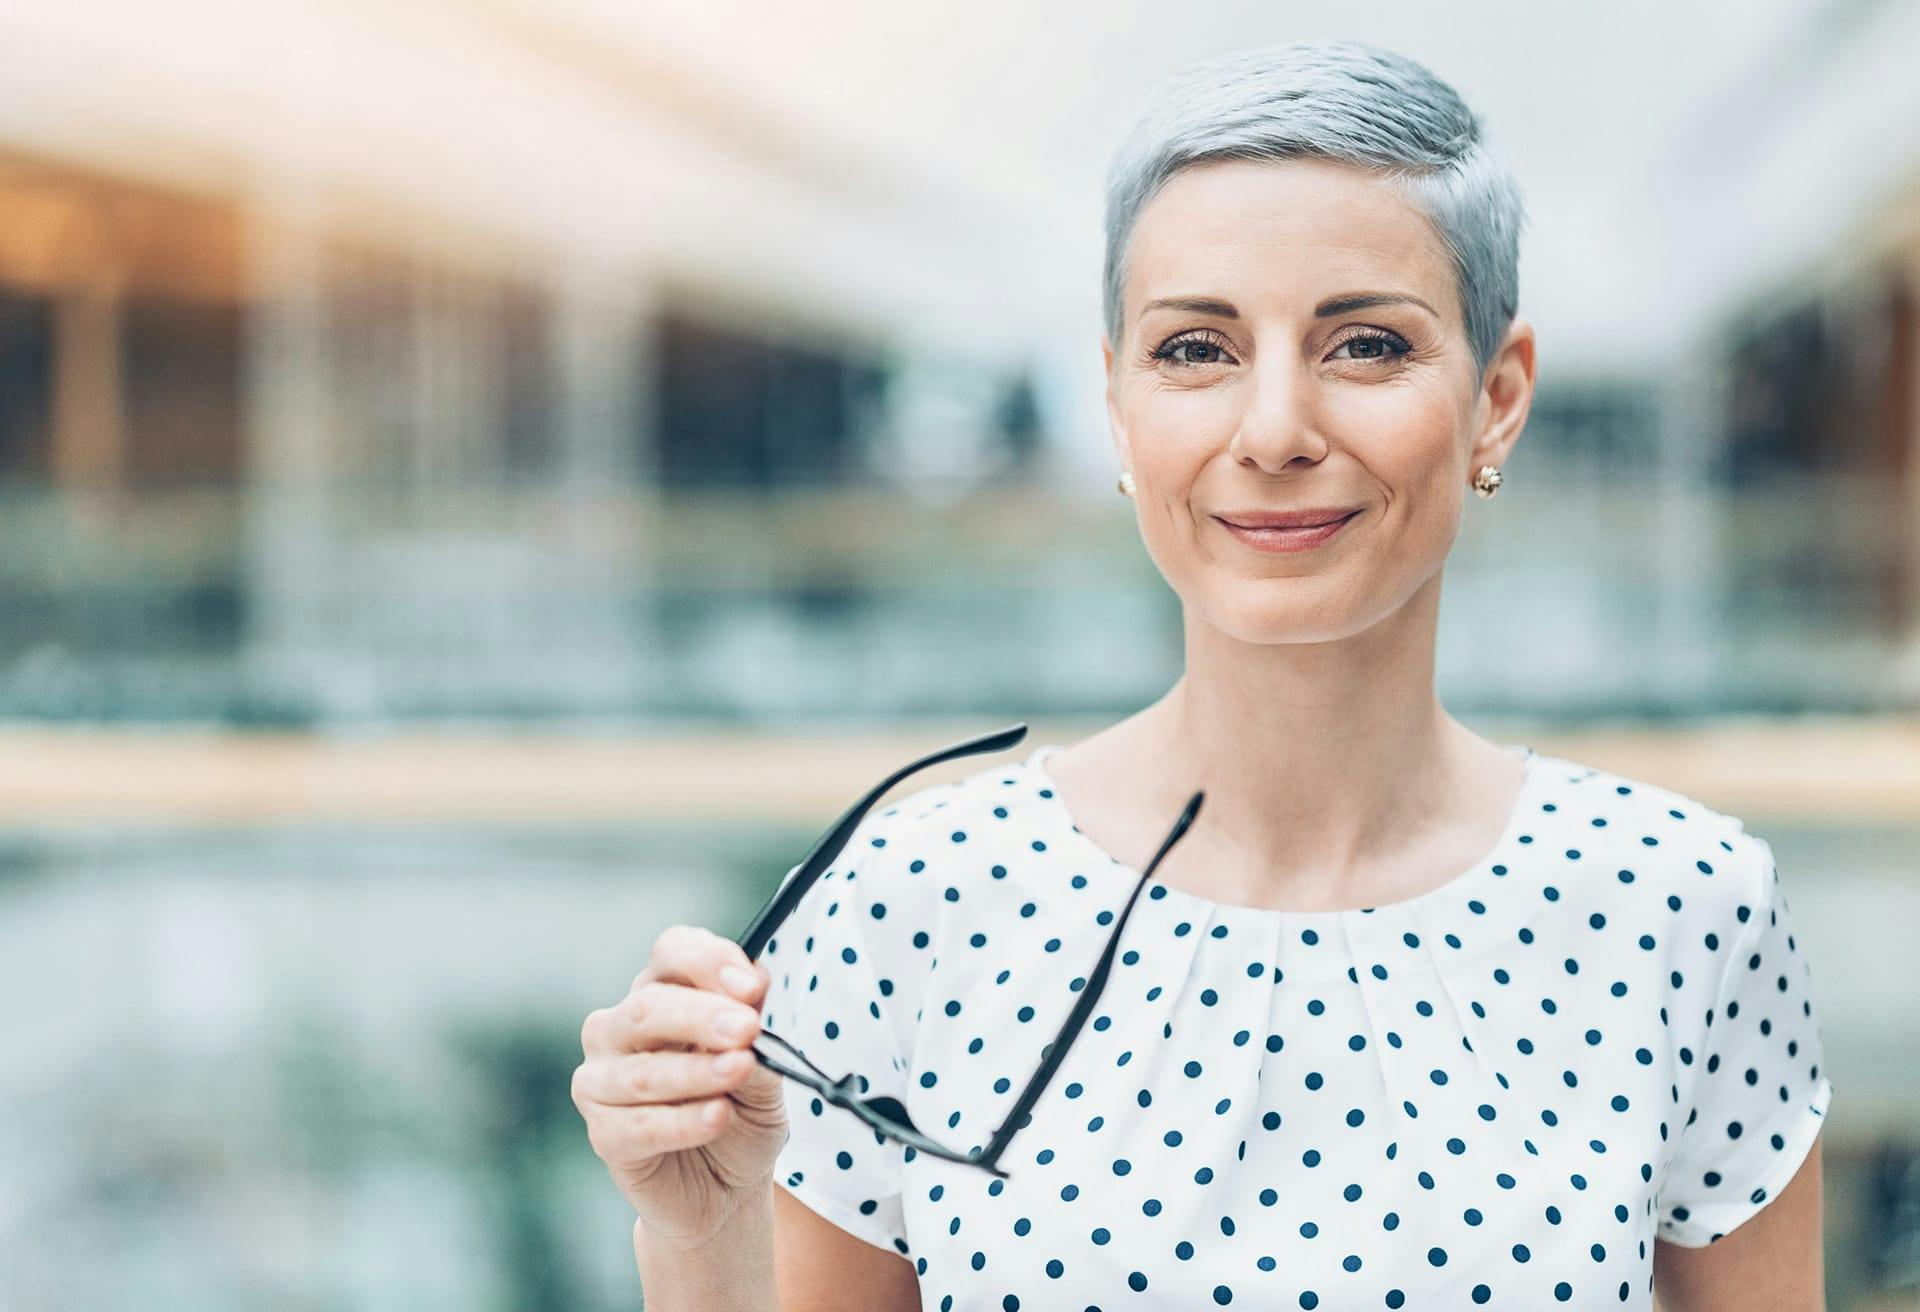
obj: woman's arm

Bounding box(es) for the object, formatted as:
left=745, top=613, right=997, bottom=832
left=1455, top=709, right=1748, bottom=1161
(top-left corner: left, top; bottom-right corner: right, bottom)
left=631, top=1177, right=780, bottom=1312
left=772, top=1182, right=922, bottom=1311
left=1652, top=1134, right=1826, bottom=1312
left=634, top=1178, right=920, bottom=1311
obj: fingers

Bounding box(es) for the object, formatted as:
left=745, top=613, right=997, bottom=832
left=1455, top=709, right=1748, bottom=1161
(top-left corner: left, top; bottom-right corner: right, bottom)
left=579, top=1092, right=735, bottom=1165
left=573, top=1044, right=759, bottom=1108
left=571, top=922, right=786, bottom=1205
left=606, top=979, right=762, bottom=1057
left=646, top=923, right=769, bottom=1009
left=580, top=923, right=771, bottom=1062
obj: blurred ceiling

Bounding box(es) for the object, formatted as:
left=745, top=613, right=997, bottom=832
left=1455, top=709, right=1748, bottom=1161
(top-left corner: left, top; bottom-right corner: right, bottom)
left=3, top=0, right=1919, bottom=376
left=571, top=0, right=1920, bottom=368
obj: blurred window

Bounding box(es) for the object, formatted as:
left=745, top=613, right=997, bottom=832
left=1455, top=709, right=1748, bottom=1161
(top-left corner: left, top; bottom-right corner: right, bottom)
left=0, top=287, right=51, bottom=482
left=122, top=295, right=243, bottom=487
left=653, top=306, right=878, bottom=489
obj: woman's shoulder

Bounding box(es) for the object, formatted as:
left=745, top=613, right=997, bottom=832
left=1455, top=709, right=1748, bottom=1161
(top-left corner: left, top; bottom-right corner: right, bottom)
left=1525, top=747, right=1779, bottom=919
left=774, top=756, right=1039, bottom=1033
left=847, top=753, right=1027, bottom=851
left=826, top=750, right=1046, bottom=896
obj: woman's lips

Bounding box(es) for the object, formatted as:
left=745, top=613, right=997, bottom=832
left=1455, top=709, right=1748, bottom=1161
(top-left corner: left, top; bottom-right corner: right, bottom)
left=1215, top=510, right=1360, bottom=553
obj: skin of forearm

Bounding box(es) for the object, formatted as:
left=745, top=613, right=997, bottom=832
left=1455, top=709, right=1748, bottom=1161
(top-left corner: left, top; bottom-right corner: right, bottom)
left=632, top=1180, right=780, bottom=1312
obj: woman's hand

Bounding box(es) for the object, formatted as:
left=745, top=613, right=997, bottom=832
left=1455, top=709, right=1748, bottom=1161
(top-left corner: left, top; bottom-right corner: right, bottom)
left=573, top=924, right=790, bottom=1245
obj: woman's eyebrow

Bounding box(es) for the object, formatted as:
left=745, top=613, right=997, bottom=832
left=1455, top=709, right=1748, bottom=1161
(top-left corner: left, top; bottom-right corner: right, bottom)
left=1140, top=295, right=1240, bottom=318
left=1314, top=291, right=1437, bottom=318
left=1138, top=292, right=1437, bottom=319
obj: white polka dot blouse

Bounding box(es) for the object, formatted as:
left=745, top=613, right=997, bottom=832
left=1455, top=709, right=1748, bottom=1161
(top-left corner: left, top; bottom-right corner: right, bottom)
left=757, top=742, right=1833, bottom=1310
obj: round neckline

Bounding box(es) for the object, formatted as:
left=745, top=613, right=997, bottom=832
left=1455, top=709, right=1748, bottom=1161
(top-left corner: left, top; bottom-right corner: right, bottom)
left=1022, top=740, right=1541, bottom=925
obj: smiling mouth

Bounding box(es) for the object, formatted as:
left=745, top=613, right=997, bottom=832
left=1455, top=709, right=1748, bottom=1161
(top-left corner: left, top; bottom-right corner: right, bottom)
left=1213, top=510, right=1361, bottom=553
left=1216, top=511, right=1359, bottom=531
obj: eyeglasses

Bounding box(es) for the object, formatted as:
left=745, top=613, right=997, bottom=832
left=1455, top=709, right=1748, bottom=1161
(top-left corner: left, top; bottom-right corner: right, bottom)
left=735, top=723, right=1204, bottom=1179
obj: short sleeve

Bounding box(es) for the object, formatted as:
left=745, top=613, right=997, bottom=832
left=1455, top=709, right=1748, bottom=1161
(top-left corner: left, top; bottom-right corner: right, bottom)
left=757, top=837, right=916, bottom=1257
left=1656, top=834, right=1834, bottom=1247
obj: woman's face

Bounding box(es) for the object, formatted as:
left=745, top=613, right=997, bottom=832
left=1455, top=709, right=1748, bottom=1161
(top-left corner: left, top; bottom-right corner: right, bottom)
left=1104, top=156, right=1532, bottom=646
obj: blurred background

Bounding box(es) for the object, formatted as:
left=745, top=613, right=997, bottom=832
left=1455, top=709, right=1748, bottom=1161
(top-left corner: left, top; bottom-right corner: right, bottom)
left=0, top=0, right=1916, bottom=1308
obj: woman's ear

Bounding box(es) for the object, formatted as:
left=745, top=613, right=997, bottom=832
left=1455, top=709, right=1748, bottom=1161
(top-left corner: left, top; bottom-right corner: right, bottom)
left=1470, top=318, right=1536, bottom=474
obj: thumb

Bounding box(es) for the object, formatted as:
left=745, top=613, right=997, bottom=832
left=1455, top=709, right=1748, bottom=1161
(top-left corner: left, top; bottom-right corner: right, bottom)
left=735, top=964, right=786, bottom=1103
left=735, top=1040, right=790, bottom=1113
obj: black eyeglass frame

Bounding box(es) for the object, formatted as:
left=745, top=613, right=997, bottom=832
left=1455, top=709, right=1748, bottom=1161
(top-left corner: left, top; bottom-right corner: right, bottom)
left=734, top=722, right=1204, bottom=1179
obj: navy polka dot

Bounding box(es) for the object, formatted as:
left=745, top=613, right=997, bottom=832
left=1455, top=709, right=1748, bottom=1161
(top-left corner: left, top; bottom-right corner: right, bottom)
left=758, top=744, right=1833, bottom=1305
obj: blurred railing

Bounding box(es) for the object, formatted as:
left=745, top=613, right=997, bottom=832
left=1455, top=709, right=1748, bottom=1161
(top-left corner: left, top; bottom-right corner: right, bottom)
left=0, top=469, right=1910, bottom=723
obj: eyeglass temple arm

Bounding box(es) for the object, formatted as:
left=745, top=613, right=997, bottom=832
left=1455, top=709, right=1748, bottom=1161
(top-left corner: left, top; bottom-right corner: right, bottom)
left=753, top=1026, right=842, bottom=1086
left=734, top=723, right=1030, bottom=961
left=974, top=788, right=1204, bottom=1173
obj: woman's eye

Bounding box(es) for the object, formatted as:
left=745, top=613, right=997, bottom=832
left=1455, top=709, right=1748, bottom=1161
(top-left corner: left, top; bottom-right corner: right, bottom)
left=1154, top=336, right=1233, bottom=368
left=1330, top=331, right=1411, bottom=363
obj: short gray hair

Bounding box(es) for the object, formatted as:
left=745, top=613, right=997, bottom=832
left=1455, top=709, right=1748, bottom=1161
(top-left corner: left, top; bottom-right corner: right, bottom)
left=1103, top=39, right=1526, bottom=384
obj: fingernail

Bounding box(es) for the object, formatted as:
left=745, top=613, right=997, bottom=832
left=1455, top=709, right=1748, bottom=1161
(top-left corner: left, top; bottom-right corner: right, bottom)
left=720, top=965, right=756, bottom=999
left=713, top=1008, right=752, bottom=1040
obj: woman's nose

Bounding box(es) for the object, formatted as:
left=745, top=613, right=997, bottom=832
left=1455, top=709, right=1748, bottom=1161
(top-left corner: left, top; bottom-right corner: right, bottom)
left=1226, top=357, right=1329, bottom=471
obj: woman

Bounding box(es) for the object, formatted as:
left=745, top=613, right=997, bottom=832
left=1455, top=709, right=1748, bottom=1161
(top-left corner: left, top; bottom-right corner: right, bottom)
left=573, top=38, right=1833, bottom=1311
